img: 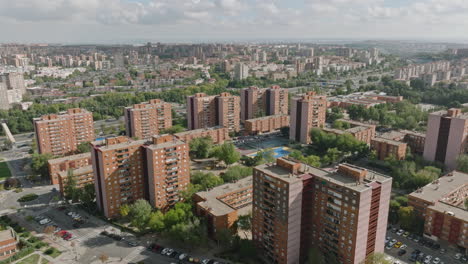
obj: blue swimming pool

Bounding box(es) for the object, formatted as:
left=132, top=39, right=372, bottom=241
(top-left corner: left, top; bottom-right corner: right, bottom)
left=248, top=147, right=291, bottom=159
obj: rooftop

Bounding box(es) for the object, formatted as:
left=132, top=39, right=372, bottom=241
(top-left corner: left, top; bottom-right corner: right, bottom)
left=371, top=136, right=407, bottom=146
left=58, top=165, right=93, bottom=178
left=428, top=202, right=468, bottom=222
left=409, top=171, right=468, bottom=204
left=48, top=152, right=91, bottom=165
left=245, top=114, right=288, bottom=122
left=195, top=176, right=253, bottom=217
left=91, top=137, right=146, bottom=151
left=174, top=126, right=226, bottom=137
left=0, top=228, right=16, bottom=242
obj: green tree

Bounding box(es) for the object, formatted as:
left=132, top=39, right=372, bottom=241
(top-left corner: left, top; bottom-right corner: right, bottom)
left=129, top=199, right=153, bottom=230
left=79, top=183, right=96, bottom=208
left=31, top=153, right=53, bottom=179
left=189, top=137, right=213, bottom=159
left=456, top=154, right=468, bottom=173
left=221, top=165, right=252, bottom=182
left=211, top=143, right=240, bottom=165
left=76, top=142, right=91, bottom=154
left=160, top=125, right=185, bottom=134
left=191, top=171, right=224, bottom=190
left=64, top=169, right=79, bottom=202
left=120, top=204, right=130, bottom=217
left=398, top=206, right=415, bottom=230
left=361, top=252, right=392, bottom=264
left=148, top=211, right=165, bottom=232
left=257, top=148, right=275, bottom=164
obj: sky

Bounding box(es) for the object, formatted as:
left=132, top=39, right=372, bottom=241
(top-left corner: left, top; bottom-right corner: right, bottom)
left=0, top=0, right=467, bottom=44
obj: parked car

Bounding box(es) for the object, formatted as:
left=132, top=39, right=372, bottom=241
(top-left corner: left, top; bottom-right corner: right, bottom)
left=39, top=218, right=51, bottom=225
left=397, top=249, right=406, bottom=256
left=455, top=253, right=462, bottom=260
left=396, top=229, right=404, bottom=236
left=394, top=242, right=403, bottom=248
left=403, top=231, right=410, bottom=237
left=433, top=257, right=441, bottom=264
left=179, top=253, right=188, bottom=260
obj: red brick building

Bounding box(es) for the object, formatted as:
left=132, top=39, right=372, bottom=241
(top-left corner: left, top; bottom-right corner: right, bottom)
left=48, top=152, right=92, bottom=185
left=244, top=115, right=289, bottom=135
left=124, top=99, right=172, bottom=140
left=0, top=228, right=19, bottom=260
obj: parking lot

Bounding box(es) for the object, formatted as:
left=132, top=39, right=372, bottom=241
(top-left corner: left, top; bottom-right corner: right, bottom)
left=21, top=205, right=228, bottom=264
left=385, top=226, right=467, bottom=264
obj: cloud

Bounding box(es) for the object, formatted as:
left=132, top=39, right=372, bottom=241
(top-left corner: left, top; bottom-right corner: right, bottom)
left=0, top=0, right=466, bottom=42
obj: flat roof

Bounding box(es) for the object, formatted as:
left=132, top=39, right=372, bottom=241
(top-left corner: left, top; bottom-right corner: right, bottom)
left=256, top=160, right=391, bottom=192
left=430, top=110, right=468, bottom=119
left=409, top=171, right=468, bottom=204
left=195, top=176, right=253, bottom=217
left=428, top=202, right=468, bottom=222
left=58, top=165, right=93, bottom=178
left=145, top=138, right=186, bottom=150
left=174, top=126, right=225, bottom=137
left=371, top=136, right=407, bottom=146
left=245, top=114, right=287, bottom=122
left=91, top=138, right=146, bottom=151
left=48, top=152, right=91, bottom=165
left=0, top=229, right=15, bottom=241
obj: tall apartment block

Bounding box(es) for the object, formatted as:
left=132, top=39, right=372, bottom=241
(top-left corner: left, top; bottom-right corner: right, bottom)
left=124, top=99, right=172, bottom=140
left=145, top=134, right=190, bottom=210
left=240, top=85, right=288, bottom=121
left=290, top=92, right=327, bottom=144
left=91, top=136, right=147, bottom=219
left=423, top=108, right=468, bottom=169
left=252, top=158, right=392, bottom=264
left=408, top=171, right=467, bottom=253
left=187, top=92, right=240, bottom=132
left=34, top=108, right=95, bottom=156
left=91, top=135, right=190, bottom=219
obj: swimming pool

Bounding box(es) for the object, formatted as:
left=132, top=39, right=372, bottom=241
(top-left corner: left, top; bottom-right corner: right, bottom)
left=248, top=147, right=291, bottom=159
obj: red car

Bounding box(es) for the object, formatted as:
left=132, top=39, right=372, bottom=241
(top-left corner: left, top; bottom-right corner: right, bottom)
left=57, top=230, right=68, bottom=236
left=63, top=233, right=73, bottom=240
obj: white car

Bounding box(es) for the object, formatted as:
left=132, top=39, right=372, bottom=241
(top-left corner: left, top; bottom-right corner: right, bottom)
left=432, top=257, right=441, bottom=264
left=400, top=244, right=407, bottom=250
left=179, top=253, right=188, bottom=260
left=161, top=248, right=169, bottom=255
left=165, top=248, right=174, bottom=256
left=39, top=218, right=51, bottom=225
left=396, top=229, right=404, bottom=236
left=201, top=259, right=211, bottom=264
left=455, top=253, right=462, bottom=260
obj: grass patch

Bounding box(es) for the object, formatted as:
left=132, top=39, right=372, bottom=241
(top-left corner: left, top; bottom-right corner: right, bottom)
left=40, top=258, right=49, bottom=264
left=44, top=247, right=61, bottom=258
left=17, top=254, right=40, bottom=264
left=18, top=194, right=39, bottom=203
left=0, top=162, right=11, bottom=181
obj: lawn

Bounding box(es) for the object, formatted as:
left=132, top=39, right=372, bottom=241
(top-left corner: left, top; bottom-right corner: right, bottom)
left=43, top=247, right=61, bottom=258
left=0, top=162, right=11, bottom=180
left=17, top=254, right=40, bottom=264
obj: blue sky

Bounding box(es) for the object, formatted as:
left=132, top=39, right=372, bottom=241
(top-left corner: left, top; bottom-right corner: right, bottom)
left=0, top=0, right=467, bottom=43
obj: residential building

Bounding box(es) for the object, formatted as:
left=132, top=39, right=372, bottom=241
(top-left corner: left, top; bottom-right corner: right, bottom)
left=290, top=92, right=327, bottom=143
left=91, top=136, right=147, bottom=219
left=370, top=137, right=407, bottom=160
left=380, top=130, right=426, bottom=154
left=408, top=171, right=468, bottom=253
left=48, top=152, right=92, bottom=185
left=216, top=92, right=241, bottom=132
left=240, top=85, right=288, bottom=121
left=324, top=119, right=375, bottom=144
left=58, top=165, right=94, bottom=196
left=252, top=158, right=392, bottom=264
left=0, top=228, right=19, bottom=260
left=34, top=108, right=95, bottom=156
left=0, top=72, right=26, bottom=110
left=174, top=127, right=230, bottom=144
left=423, top=108, right=468, bottom=170
left=234, top=63, right=249, bottom=80
left=145, top=134, right=190, bottom=210
left=187, top=92, right=240, bottom=132
left=193, top=176, right=253, bottom=238
left=245, top=115, right=289, bottom=135
left=91, top=134, right=190, bottom=218
left=124, top=99, right=172, bottom=140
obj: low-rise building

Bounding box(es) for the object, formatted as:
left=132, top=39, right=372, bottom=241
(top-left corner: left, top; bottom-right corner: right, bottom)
left=57, top=165, right=94, bottom=196
left=47, top=152, right=92, bottom=185
left=0, top=228, right=19, bottom=260
left=193, top=176, right=253, bottom=238
left=174, top=127, right=230, bottom=144
left=408, top=171, right=468, bottom=253
left=371, top=137, right=407, bottom=160
left=244, top=115, right=289, bottom=135
left=381, top=130, right=426, bottom=154
left=324, top=119, right=375, bottom=144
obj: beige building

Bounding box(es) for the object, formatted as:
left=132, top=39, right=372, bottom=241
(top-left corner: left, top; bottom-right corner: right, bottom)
left=290, top=92, right=327, bottom=143
left=34, top=108, right=95, bottom=156
left=124, top=99, right=172, bottom=140
left=423, top=108, right=468, bottom=169
left=371, top=137, right=407, bottom=160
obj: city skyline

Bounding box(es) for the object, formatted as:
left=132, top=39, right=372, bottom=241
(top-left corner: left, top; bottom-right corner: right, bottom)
left=1, top=0, right=468, bottom=43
